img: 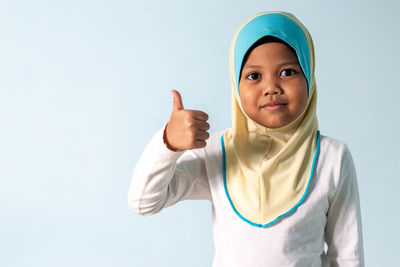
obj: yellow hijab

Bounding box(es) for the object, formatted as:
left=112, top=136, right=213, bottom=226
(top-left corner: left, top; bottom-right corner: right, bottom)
left=222, top=11, right=320, bottom=227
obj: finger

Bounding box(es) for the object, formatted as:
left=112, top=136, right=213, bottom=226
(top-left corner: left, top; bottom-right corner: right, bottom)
left=172, top=90, right=184, bottom=112
left=193, top=140, right=207, bottom=149
left=195, top=130, right=210, bottom=140
left=193, top=120, right=210, bottom=131
left=190, top=110, right=209, bottom=121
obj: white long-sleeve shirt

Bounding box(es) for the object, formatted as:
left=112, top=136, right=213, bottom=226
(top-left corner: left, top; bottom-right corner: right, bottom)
left=128, top=125, right=365, bottom=267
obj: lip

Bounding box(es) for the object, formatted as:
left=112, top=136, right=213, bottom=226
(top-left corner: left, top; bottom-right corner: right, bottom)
left=260, top=101, right=288, bottom=111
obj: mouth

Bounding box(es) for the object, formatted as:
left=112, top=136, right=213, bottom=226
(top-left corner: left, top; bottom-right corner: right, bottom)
left=260, top=101, right=288, bottom=111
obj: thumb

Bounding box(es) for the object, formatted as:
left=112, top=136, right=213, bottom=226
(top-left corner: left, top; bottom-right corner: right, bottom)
left=172, top=90, right=184, bottom=112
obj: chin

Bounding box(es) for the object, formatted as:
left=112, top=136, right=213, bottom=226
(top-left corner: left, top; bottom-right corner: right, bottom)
left=260, top=120, right=288, bottom=129
left=265, top=124, right=283, bottom=129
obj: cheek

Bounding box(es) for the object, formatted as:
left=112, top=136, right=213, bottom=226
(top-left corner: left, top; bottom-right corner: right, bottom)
left=292, top=76, right=307, bottom=99
left=238, top=85, right=250, bottom=105
left=295, top=84, right=308, bottom=113
left=286, top=80, right=308, bottom=114
left=239, top=95, right=250, bottom=113
left=239, top=89, right=257, bottom=112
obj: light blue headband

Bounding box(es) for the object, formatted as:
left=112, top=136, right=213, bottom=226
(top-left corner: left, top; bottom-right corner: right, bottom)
left=234, top=13, right=311, bottom=95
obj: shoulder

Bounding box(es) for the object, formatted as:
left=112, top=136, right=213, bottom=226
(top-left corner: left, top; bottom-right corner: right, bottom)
left=319, top=134, right=354, bottom=166
left=319, top=134, right=350, bottom=156
left=317, top=134, right=356, bottom=179
left=317, top=134, right=357, bottom=197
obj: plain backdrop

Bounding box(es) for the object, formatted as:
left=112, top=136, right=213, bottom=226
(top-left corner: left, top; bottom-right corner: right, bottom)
left=1, top=0, right=399, bottom=266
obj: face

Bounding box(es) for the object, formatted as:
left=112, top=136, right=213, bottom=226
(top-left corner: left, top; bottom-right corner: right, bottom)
left=239, top=42, right=308, bottom=128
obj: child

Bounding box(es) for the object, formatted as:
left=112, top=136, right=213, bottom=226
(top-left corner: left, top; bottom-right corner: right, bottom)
left=128, top=11, right=364, bottom=267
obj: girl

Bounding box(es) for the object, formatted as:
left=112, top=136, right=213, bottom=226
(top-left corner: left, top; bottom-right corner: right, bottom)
left=128, top=11, right=364, bottom=267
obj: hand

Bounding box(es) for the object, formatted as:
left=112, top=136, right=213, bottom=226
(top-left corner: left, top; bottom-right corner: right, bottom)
left=164, top=90, right=210, bottom=151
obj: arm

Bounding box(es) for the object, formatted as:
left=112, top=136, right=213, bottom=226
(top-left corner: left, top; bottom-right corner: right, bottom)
left=325, top=146, right=365, bottom=266
left=127, top=125, right=212, bottom=216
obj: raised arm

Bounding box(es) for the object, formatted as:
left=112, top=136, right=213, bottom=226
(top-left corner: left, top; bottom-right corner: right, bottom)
left=324, top=146, right=365, bottom=266
left=128, top=90, right=212, bottom=216
left=127, top=125, right=212, bottom=216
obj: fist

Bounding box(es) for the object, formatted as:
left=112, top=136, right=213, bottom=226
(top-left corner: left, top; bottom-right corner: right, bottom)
left=164, top=90, right=210, bottom=151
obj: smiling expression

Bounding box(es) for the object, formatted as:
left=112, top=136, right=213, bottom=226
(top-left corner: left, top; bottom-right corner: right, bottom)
left=238, top=41, right=308, bottom=129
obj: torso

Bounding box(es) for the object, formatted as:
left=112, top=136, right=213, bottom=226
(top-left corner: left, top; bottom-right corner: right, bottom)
left=202, top=131, right=345, bottom=267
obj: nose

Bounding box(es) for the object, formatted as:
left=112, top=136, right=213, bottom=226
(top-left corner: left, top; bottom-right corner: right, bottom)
left=262, top=78, right=283, bottom=96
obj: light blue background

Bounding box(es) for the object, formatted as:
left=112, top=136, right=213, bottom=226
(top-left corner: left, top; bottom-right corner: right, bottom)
left=1, top=0, right=399, bottom=266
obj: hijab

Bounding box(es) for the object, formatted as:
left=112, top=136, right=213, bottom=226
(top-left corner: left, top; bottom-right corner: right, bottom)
left=222, top=11, right=320, bottom=228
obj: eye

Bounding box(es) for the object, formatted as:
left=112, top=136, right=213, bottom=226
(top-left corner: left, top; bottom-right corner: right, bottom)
left=281, top=69, right=296, bottom=76
left=246, top=72, right=261, bottom=80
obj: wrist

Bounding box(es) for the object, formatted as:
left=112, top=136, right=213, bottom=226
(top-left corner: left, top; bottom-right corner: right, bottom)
left=163, top=123, right=179, bottom=152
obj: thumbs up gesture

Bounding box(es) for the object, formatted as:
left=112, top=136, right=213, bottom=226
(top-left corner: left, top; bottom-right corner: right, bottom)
left=164, top=90, right=210, bottom=151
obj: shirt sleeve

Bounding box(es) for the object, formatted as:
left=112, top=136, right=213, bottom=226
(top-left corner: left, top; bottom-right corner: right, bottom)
left=127, top=125, right=212, bottom=216
left=324, top=145, right=365, bottom=267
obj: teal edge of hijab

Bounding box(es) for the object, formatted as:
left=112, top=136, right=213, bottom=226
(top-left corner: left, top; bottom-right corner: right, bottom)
left=234, top=13, right=311, bottom=95
left=220, top=130, right=320, bottom=228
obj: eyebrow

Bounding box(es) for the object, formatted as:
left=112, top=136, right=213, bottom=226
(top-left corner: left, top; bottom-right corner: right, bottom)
left=243, top=61, right=299, bottom=69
